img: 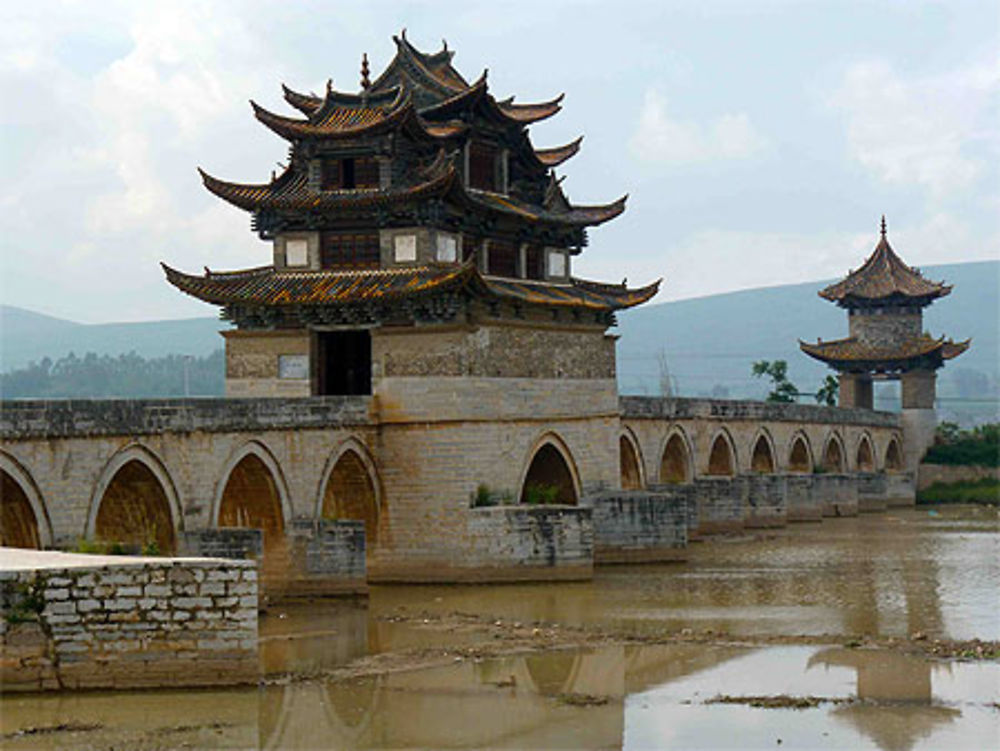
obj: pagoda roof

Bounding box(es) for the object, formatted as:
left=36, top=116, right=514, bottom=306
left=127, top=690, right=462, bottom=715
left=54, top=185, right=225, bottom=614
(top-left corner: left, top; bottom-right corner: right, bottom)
left=495, top=94, right=564, bottom=124
left=281, top=82, right=402, bottom=115
left=199, top=151, right=623, bottom=230
left=251, top=89, right=420, bottom=141
left=370, top=31, right=470, bottom=98
left=161, top=260, right=660, bottom=313
left=819, top=219, right=952, bottom=307
left=534, top=137, right=583, bottom=167
left=799, top=335, right=969, bottom=369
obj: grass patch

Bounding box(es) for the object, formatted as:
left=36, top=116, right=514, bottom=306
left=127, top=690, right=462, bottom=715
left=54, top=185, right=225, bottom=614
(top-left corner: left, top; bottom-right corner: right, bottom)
left=916, top=478, right=1000, bottom=505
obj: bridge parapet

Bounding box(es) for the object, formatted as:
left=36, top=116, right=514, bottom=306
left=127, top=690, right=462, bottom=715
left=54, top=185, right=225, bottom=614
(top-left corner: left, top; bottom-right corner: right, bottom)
left=0, top=396, right=374, bottom=439
left=620, top=396, right=899, bottom=428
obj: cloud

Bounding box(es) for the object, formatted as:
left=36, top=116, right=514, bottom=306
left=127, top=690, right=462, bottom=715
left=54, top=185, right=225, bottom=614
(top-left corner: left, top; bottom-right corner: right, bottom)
left=829, top=59, right=999, bottom=198
left=629, top=88, right=767, bottom=164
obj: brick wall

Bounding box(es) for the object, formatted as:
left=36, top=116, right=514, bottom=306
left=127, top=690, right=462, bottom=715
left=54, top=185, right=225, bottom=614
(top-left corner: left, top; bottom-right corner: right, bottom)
left=1, top=553, right=257, bottom=692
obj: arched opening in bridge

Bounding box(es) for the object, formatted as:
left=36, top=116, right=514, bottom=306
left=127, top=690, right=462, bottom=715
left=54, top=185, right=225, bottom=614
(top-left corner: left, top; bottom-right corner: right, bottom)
left=659, top=433, right=691, bottom=484
left=520, top=443, right=577, bottom=505
left=1, top=470, right=42, bottom=549
left=788, top=436, right=812, bottom=473
left=822, top=436, right=845, bottom=473
left=322, top=448, right=379, bottom=551
left=751, top=435, right=776, bottom=473
left=219, top=454, right=284, bottom=550
left=526, top=652, right=578, bottom=695
left=95, top=460, right=176, bottom=554
left=707, top=434, right=735, bottom=476
left=885, top=437, right=904, bottom=472
left=620, top=435, right=642, bottom=490
left=856, top=436, right=875, bottom=472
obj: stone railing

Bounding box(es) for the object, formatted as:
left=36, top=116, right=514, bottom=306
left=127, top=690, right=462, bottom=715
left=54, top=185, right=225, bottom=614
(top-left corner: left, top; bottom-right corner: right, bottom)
left=0, top=396, right=374, bottom=439
left=620, top=396, right=900, bottom=427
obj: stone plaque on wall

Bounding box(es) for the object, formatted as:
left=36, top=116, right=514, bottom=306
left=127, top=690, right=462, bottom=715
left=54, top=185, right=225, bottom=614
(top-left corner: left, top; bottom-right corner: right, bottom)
left=278, top=354, right=309, bottom=380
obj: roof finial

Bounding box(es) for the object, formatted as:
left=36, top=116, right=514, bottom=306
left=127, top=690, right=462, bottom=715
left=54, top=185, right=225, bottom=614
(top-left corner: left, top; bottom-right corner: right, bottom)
left=326, top=78, right=332, bottom=95
left=361, top=53, right=371, bottom=90
left=880, top=215, right=887, bottom=238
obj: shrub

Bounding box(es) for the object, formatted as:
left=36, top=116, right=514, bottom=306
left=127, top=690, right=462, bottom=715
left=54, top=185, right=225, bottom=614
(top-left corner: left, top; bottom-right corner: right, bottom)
left=923, top=423, right=999, bottom=467
left=523, top=483, right=560, bottom=505
left=916, top=478, right=999, bottom=505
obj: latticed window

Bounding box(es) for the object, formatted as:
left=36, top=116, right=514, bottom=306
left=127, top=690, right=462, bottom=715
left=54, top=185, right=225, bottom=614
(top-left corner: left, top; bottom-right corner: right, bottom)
left=321, top=232, right=380, bottom=269
left=468, top=142, right=497, bottom=191
left=321, top=156, right=379, bottom=190
left=488, top=239, right=519, bottom=277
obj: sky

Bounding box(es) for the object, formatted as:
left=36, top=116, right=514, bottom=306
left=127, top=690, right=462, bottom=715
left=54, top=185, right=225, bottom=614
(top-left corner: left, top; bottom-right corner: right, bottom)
left=1, top=0, right=997, bottom=323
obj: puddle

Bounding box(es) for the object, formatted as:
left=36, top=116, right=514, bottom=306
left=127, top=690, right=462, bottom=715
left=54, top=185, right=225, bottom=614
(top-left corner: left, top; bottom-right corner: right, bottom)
left=3, top=645, right=997, bottom=750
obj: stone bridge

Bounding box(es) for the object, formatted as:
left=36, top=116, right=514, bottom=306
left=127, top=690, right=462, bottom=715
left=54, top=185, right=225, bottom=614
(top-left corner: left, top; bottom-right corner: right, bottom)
left=0, top=396, right=913, bottom=592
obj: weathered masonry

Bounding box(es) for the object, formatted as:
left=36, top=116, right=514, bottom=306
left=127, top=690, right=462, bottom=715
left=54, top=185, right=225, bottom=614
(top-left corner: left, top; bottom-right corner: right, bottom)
left=0, top=395, right=912, bottom=592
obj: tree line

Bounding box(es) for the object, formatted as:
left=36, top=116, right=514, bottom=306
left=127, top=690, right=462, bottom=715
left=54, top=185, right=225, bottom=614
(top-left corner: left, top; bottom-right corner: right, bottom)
left=0, top=350, right=225, bottom=399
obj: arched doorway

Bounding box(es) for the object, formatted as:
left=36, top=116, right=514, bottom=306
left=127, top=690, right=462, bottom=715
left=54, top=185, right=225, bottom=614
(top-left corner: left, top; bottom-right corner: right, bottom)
left=219, top=453, right=285, bottom=550
left=620, top=435, right=642, bottom=490
left=1, top=470, right=42, bottom=549
left=857, top=435, right=875, bottom=472
left=750, top=435, right=776, bottom=473
left=885, top=437, right=904, bottom=472
left=321, top=448, right=379, bottom=551
left=660, top=432, right=692, bottom=484
left=520, top=442, right=578, bottom=505
left=822, top=435, right=845, bottom=473
left=707, top=434, right=735, bottom=476
left=788, top=435, right=812, bottom=473
left=95, top=459, right=177, bottom=554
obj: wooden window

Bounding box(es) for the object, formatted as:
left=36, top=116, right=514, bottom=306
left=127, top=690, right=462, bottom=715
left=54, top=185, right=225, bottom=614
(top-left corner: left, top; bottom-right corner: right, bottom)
left=488, top=239, right=518, bottom=278
left=468, top=142, right=497, bottom=191
left=321, top=156, right=379, bottom=190
left=321, top=232, right=380, bottom=269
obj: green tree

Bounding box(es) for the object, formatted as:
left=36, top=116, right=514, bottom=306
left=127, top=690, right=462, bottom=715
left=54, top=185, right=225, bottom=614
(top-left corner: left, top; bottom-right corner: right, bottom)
left=815, top=375, right=839, bottom=406
left=751, top=360, right=798, bottom=403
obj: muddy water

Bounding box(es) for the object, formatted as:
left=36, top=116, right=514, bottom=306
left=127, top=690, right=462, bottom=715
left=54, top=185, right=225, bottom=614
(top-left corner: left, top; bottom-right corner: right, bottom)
left=2, top=505, right=998, bottom=750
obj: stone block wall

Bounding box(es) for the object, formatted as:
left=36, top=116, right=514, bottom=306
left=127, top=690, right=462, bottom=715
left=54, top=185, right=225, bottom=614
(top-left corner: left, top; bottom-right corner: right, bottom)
left=885, top=472, right=916, bottom=507
left=785, top=475, right=822, bottom=522
left=693, top=478, right=745, bottom=534
left=917, top=463, right=1000, bottom=490
left=813, top=474, right=859, bottom=517
left=454, top=506, right=593, bottom=582
left=284, top=519, right=367, bottom=596
left=590, top=492, right=687, bottom=563
left=743, top=474, right=787, bottom=529
left=856, top=472, right=889, bottom=512
left=1, top=554, right=257, bottom=692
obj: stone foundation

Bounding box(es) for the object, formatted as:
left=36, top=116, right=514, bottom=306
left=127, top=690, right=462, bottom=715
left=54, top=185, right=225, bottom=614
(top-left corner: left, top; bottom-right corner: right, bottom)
left=693, top=478, right=744, bottom=535
left=743, top=474, right=786, bottom=529
left=856, top=472, right=889, bottom=512
left=814, top=474, right=859, bottom=517
left=885, top=472, right=916, bottom=507
left=591, top=492, right=687, bottom=563
left=0, top=549, right=257, bottom=693
left=785, top=475, right=822, bottom=522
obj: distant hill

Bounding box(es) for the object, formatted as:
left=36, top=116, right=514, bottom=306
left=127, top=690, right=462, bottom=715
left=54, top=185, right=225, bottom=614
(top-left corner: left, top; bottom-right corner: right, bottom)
left=2, top=261, right=996, bottom=423
left=0, top=307, right=227, bottom=371
left=616, top=260, right=999, bottom=424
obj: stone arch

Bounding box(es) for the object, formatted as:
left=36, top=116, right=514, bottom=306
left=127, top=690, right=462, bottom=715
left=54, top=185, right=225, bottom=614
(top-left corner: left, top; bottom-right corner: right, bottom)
left=525, top=652, right=582, bottom=695
left=519, top=433, right=580, bottom=506
left=0, top=451, right=52, bottom=549
left=88, top=445, right=181, bottom=554
left=821, top=432, right=846, bottom=473
left=787, top=432, right=813, bottom=474
left=884, top=435, right=904, bottom=473
left=659, top=427, right=694, bottom=484
left=706, top=429, right=736, bottom=477
left=318, top=439, right=382, bottom=551
left=856, top=433, right=875, bottom=472
left=750, top=430, right=777, bottom=474
left=619, top=429, right=644, bottom=490
left=215, top=441, right=290, bottom=551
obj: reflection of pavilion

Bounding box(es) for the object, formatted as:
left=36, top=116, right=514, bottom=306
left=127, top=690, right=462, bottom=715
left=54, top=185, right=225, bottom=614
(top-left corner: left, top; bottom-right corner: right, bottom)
left=809, top=648, right=958, bottom=751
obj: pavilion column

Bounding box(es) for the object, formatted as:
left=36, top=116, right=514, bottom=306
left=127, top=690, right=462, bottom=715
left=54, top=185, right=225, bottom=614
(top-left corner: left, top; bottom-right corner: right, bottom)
left=838, top=373, right=873, bottom=409
left=901, top=369, right=937, bottom=471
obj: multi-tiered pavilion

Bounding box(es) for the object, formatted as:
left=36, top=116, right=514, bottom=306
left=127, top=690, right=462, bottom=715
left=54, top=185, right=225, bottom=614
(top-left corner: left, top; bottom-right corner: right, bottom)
left=165, top=31, right=656, bottom=398
left=800, top=218, right=969, bottom=411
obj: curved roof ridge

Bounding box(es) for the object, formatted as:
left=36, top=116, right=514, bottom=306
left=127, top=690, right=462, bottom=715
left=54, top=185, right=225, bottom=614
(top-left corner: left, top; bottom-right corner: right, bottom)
left=819, top=224, right=951, bottom=305
left=497, top=93, right=564, bottom=123
left=535, top=136, right=583, bottom=167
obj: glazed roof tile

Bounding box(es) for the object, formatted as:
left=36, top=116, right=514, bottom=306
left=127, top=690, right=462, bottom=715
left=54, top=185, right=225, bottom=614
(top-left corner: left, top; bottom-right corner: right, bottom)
left=162, top=261, right=659, bottom=312
left=535, top=137, right=583, bottom=167
left=799, top=335, right=969, bottom=365
left=820, top=224, right=951, bottom=305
